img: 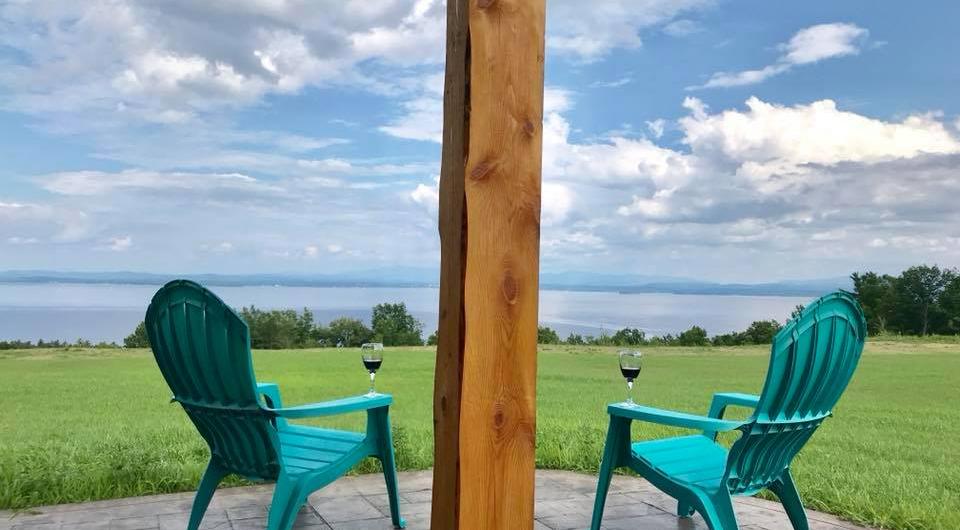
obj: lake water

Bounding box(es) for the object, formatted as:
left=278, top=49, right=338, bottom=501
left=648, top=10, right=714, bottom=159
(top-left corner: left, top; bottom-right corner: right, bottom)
left=0, top=283, right=810, bottom=343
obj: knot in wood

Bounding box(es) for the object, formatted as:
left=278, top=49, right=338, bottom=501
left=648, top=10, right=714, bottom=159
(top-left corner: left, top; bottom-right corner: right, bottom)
left=470, top=160, right=493, bottom=181
left=522, top=119, right=536, bottom=138
left=493, top=406, right=506, bottom=429
left=476, top=0, right=497, bottom=9
left=501, top=272, right=518, bottom=305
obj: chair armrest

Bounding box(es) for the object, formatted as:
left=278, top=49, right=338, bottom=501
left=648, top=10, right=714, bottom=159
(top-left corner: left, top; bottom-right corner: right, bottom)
left=708, top=392, right=760, bottom=417
left=608, top=403, right=745, bottom=432
left=705, top=392, right=760, bottom=440
left=257, top=382, right=284, bottom=408
left=265, top=393, right=393, bottom=419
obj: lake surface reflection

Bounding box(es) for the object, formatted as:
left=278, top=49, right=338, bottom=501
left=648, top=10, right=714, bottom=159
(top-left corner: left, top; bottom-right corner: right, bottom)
left=0, top=283, right=809, bottom=343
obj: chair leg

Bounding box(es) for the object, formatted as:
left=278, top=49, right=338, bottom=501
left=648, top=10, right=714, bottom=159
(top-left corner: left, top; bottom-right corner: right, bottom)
left=770, top=470, right=809, bottom=530
left=695, top=490, right=739, bottom=530
left=677, top=500, right=696, bottom=518
left=590, top=417, right=629, bottom=530
left=188, top=460, right=228, bottom=530
left=266, top=474, right=307, bottom=530
left=373, top=409, right=406, bottom=529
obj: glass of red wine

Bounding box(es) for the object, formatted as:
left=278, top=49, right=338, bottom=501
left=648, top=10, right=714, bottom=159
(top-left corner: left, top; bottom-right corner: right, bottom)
left=361, top=343, right=384, bottom=396
left=618, top=350, right=643, bottom=406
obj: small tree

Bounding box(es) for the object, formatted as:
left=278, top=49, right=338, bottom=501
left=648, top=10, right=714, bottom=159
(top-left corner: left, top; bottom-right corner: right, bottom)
left=790, top=304, right=805, bottom=321
left=537, top=325, right=561, bottom=344
left=325, top=318, right=375, bottom=348
left=677, top=325, right=708, bottom=346
left=851, top=271, right=897, bottom=334
left=612, top=327, right=646, bottom=346
left=426, top=330, right=439, bottom=346
left=896, top=265, right=952, bottom=335
left=743, top=320, right=781, bottom=344
left=124, top=322, right=150, bottom=348
left=940, top=275, right=960, bottom=334
left=564, top=333, right=585, bottom=345
left=371, top=302, right=423, bottom=346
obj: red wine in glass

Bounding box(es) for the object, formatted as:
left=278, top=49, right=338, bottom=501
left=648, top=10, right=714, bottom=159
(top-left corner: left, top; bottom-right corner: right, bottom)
left=360, top=343, right=384, bottom=396
left=618, top=350, right=643, bottom=405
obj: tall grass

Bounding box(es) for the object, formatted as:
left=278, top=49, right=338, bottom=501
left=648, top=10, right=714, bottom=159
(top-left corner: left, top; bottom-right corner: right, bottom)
left=1, top=342, right=957, bottom=530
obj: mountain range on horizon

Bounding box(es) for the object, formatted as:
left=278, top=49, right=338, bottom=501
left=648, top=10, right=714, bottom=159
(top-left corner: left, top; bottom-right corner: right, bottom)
left=0, top=269, right=853, bottom=297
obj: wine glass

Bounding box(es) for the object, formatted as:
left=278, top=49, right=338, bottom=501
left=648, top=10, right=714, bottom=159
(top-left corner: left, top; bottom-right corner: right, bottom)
left=360, top=343, right=384, bottom=396
left=618, top=350, right=643, bottom=406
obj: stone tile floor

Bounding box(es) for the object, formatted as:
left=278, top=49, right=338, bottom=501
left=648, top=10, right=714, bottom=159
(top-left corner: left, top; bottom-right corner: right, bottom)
left=0, top=470, right=875, bottom=530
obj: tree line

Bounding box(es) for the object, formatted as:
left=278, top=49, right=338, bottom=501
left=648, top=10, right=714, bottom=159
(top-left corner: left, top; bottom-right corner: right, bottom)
left=0, top=338, right=122, bottom=350
left=852, top=265, right=960, bottom=335
left=123, top=302, right=425, bottom=349
left=533, top=319, right=785, bottom=347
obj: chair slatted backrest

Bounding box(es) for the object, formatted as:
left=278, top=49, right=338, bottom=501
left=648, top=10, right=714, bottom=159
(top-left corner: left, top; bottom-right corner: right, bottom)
left=725, top=291, right=866, bottom=495
left=146, top=279, right=281, bottom=480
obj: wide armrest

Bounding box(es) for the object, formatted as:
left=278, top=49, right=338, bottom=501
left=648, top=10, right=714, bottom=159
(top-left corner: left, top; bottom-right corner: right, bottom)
left=704, top=392, right=760, bottom=440
left=710, top=392, right=760, bottom=411
left=265, top=393, right=393, bottom=419
left=257, top=382, right=284, bottom=408
left=608, top=403, right=746, bottom=432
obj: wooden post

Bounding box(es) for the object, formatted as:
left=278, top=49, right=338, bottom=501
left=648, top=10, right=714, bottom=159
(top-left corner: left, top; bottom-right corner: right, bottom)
left=432, top=0, right=546, bottom=528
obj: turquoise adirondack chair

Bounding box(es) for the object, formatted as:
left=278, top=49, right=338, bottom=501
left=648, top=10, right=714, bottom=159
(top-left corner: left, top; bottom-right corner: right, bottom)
left=591, top=291, right=867, bottom=530
left=145, top=280, right=405, bottom=530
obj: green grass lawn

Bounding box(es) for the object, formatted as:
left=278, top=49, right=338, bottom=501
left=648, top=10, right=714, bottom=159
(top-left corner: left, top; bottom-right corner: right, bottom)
left=1, top=339, right=957, bottom=530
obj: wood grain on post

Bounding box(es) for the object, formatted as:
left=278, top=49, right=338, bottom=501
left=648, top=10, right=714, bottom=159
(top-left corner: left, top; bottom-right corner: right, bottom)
left=432, top=0, right=546, bottom=528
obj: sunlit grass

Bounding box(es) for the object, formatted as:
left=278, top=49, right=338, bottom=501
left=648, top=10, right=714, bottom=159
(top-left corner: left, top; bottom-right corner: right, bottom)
left=1, top=340, right=957, bottom=529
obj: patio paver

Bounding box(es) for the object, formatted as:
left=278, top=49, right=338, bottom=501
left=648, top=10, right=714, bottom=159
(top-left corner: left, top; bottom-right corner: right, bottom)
left=0, top=470, right=876, bottom=530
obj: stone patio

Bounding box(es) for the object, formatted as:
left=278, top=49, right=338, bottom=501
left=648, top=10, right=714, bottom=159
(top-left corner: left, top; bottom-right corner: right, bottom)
left=0, top=470, right=875, bottom=530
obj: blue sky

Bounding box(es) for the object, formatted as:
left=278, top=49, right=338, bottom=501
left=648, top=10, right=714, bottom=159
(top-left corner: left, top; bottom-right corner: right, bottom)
left=1, top=0, right=958, bottom=282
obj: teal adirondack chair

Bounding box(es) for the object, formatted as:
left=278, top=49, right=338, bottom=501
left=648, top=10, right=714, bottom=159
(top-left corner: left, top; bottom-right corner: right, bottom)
left=145, top=279, right=405, bottom=530
left=591, top=291, right=866, bottom=530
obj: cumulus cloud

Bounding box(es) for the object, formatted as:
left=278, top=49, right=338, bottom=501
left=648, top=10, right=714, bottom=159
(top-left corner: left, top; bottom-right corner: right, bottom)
left=0, top=1, right=445, bottom=120
left=407, top=92, right=960, bottom=276
left=680, top=97, right=960, bottom=186
left=547, top=0, right=712, bottom=61
left=690, top=23, right=869, bottom=89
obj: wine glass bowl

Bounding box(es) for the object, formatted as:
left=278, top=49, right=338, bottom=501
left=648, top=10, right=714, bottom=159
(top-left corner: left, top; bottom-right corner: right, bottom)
left=618, top=350, right=643, bottom=405
left=361, top=343, right=384, bottom=396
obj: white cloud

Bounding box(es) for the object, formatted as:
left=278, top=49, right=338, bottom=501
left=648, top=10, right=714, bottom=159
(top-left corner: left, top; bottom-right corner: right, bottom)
left=542, top=183, right=573, bottom=226
left=0, top=200, right=91, bottom=242
left=680, top=97, right=960, bottom=186
left=106, top=236, right=132, bottom=252
left=407, top=90, right=960, bottom=276
left=781, top=23, right=869, bottom=65
left=690, top=23, right=868, bottom=89
left=646, top=119, right=666, bottom=139
left=379, top=72, right=444, bottom=142
left=41, top=170, right=285, bottom=197
left=662, top=19, right=702, bottom=37
left=547, top=0, right=712, bottom=61
left=590, top=77, right=632, bottom=89
left=0, top=1, right=445, bottom=127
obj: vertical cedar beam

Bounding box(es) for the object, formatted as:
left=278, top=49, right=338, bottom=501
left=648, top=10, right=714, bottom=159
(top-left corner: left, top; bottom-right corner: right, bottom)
left=431, top=0, right=470, bottom=527
left=432, top=0, right=546, bottom=528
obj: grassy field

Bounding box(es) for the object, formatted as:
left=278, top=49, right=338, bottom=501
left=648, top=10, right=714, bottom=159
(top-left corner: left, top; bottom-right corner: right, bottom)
left=1, top=339, right=957, bottom=530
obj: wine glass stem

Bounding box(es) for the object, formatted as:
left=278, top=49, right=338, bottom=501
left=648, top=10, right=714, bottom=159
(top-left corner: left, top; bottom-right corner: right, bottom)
left=626, top=379, right=634, bottom=404
left=369, top=372, right=376, bottom=395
